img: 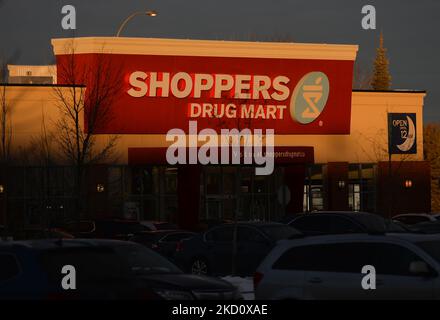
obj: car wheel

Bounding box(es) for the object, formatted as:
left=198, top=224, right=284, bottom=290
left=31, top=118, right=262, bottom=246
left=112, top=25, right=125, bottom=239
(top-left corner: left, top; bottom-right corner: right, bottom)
left=190, top=257, right=209, bottom=275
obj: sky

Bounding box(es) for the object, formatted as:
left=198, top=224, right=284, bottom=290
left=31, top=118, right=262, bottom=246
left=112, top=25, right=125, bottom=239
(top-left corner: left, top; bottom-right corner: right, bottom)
left=0, top=0, right=439, bottom=122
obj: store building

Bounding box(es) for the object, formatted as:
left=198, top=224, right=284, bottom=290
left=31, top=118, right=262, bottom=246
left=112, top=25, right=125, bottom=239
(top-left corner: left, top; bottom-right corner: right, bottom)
left=0, top=37, right=430, bottom=230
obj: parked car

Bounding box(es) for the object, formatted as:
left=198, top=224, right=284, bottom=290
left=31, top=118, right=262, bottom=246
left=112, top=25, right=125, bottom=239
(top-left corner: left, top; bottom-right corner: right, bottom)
left=130, top=230, right=195, bottom=260
left=392, top=214, right=440, bottom=226
left=0, top=239, right=241, bottom=300
left=408, top=221, right=440, bottom=234
left=63, top=219, right=150, bottom=240
left=11, top=228, right=74, bottom=240
left=140, top=221, right=179, bottom=231
left=288, top=211, right=406, bottom=236
left=255, top=233, right=440, bottom=300
left=174, top=222, right=301, bottom=277
left=195, top=219, right=234, bottom=232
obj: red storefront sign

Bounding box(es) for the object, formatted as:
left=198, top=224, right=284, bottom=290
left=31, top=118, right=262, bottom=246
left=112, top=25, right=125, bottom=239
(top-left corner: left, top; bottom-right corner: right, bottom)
left=128, top=147, right=314, bottom=165
left=55, top=47, right=354, bottom=135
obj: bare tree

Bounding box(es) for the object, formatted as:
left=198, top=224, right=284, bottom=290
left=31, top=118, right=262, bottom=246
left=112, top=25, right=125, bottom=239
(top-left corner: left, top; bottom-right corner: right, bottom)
left=355, top=121, right=414, bottom=218
left=0, top=50, right=21, bottom=235
left=353, top=61, right=372, bottom=90
left=424, top=123, right=440, bottom=211
left=53, top=43, right=123, bottom=220
left=0, top=59, right=12, bottom=163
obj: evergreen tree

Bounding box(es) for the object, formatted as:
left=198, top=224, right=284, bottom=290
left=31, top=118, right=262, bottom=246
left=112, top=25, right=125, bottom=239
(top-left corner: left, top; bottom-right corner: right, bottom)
left=371, top=32, right=392, bottom=90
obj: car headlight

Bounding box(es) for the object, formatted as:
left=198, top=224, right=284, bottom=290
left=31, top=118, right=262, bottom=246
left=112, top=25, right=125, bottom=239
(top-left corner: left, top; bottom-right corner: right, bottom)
left=154, top=289, right=194, bottom=300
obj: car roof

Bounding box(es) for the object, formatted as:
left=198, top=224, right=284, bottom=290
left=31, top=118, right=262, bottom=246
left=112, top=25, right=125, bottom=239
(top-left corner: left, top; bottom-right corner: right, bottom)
left=134, top=230, right=192, bottom=235
left=290, top=212, right=388, bottom=228
left=279, top=232, right=440, bottom=247
left=306, top=211, right=379, bottom=217
left=393, top=213, right=433, bottom=218
left=0, top=238, right=134, bottom=251
left=230, top=221, right=288, bottom=227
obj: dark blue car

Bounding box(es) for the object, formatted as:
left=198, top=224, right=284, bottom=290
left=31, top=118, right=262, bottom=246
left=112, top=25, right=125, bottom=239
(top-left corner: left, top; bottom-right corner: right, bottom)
left=173, top=222, right=301, bottom=277
left=0, top=239, right=240, bottom=300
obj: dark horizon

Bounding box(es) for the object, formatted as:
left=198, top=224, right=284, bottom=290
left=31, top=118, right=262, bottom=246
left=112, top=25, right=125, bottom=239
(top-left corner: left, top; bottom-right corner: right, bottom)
left=1, top=0, right=439, bottom=122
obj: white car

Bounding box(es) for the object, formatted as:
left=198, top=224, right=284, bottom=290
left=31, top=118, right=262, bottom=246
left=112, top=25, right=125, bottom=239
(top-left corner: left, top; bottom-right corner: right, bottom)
left=254, top=233, right=440, bottom=300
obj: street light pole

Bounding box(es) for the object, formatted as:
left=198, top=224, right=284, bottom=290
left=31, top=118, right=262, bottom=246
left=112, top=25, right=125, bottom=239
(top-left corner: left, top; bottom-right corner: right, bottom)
left=116, top=10, right=158, bottom=37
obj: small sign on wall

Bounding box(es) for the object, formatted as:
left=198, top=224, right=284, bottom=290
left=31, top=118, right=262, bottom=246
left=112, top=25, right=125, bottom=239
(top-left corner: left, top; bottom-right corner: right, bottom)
left=388, top=113, right=417, bottom=154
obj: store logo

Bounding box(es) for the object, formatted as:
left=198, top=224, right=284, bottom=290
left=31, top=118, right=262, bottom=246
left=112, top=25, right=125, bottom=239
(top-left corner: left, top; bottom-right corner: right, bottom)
left=290, top=72, right=330, bottom=124
left=388, top=113, right=417, bottom=154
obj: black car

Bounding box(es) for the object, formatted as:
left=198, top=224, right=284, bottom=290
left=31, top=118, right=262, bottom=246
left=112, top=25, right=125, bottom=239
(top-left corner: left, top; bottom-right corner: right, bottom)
left=63, top=219, right=151, bottom=240
left=8, top=228, right=75, bottom=240
left=408, top=221, right=440, bottom=234
left=0, top=239, right=241, bottom=300
left=287, top=211, right=406, bottom=236
left=174, top=222, right=301, bottom=277
left=140, top=221, right=180, bottom=231
left=130, top=230, right=195, bottom=260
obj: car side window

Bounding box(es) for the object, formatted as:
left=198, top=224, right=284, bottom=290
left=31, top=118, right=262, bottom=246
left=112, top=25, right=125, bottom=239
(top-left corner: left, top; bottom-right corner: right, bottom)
left=273, top=243, right=371, bottom=273
left=367, top=243, right=429, bottom=276
left=205, top=226, right=234, bottom=242
left=0, top=254, right=20, bottom=282
left=238, top=227, right=266, bottom=242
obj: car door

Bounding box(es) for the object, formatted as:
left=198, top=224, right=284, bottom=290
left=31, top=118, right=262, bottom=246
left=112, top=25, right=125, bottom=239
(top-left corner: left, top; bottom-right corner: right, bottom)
left=302, top=243, right=373, bottom=300
left=159, top=232, right=195, bottom=258
left=236, top=226, right=272, bottom=276
left=204, top=226, right=235, bottom=275
left=0, top=252, right=23, bottom=298
left=367, top=242, right=435, bottom=299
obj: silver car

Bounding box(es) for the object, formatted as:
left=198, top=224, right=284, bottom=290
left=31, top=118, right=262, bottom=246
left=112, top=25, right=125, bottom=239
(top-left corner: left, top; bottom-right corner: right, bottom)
left=255, top=233, right=440, bottom=300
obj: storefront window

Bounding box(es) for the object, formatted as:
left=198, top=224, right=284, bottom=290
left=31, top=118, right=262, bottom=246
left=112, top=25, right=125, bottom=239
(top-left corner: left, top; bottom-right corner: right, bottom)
left=206, top=167, right=221, bottom=194
left=164, top=167, right=177, bottom=194
left=200, top=166, right=280, bottom=222
left=349, top=183, right=361, bottom=211
left=360, top=164, right=376, bottom=212
left=223, top=167, right=236, bottom=195
left=131, top=166, right=157, bottom=195
left=304, top=165, right=324, bottom=212
left=348, top=164, right=361, bottom=212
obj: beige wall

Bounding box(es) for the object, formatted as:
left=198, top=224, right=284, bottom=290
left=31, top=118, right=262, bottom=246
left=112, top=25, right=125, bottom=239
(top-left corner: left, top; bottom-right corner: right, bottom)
left=4, top=86, right=425, bottom=165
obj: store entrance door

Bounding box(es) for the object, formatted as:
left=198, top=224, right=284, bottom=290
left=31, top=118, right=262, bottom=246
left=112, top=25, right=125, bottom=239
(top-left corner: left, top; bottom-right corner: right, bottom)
left=201, top=166, right=290, bottom=222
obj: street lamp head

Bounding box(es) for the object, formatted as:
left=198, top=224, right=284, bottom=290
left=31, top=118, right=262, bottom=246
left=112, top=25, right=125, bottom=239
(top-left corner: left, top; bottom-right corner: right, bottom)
left=146, top=10, right=158, bottom=17
left=116, top=10, right=158, bottom=37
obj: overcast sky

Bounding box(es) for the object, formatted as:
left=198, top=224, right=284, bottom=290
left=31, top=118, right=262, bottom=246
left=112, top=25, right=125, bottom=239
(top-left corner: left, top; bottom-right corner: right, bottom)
left=0, top=0, right=439, bottom=122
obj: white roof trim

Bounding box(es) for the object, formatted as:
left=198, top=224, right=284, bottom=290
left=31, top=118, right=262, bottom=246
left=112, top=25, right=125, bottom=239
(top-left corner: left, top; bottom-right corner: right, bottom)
left=51, top=37, right=358, bottom=61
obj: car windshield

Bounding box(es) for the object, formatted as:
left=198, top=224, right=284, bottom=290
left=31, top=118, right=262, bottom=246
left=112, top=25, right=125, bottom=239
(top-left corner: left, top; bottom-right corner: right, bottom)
left=114, top=244, right=183, bottom=275
left=260, top=225, right=301, bottom=241
left=416, top=240, right=440, bottom=263
left=40, top=247, right=127, bottom=281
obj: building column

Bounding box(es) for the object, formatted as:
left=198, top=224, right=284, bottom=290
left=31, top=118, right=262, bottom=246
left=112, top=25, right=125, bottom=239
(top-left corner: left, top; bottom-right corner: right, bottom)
left=324, top=162, right=349, bottom=211
left=284, top=164, right=306, bottom=214
left=177, top=165, right=201, bottom=230
left=377, top=161, right=431, bottom=217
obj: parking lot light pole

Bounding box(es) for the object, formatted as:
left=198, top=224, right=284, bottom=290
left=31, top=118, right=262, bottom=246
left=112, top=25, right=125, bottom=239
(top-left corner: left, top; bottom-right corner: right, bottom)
left=116, top=10, right=158, bottom=37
